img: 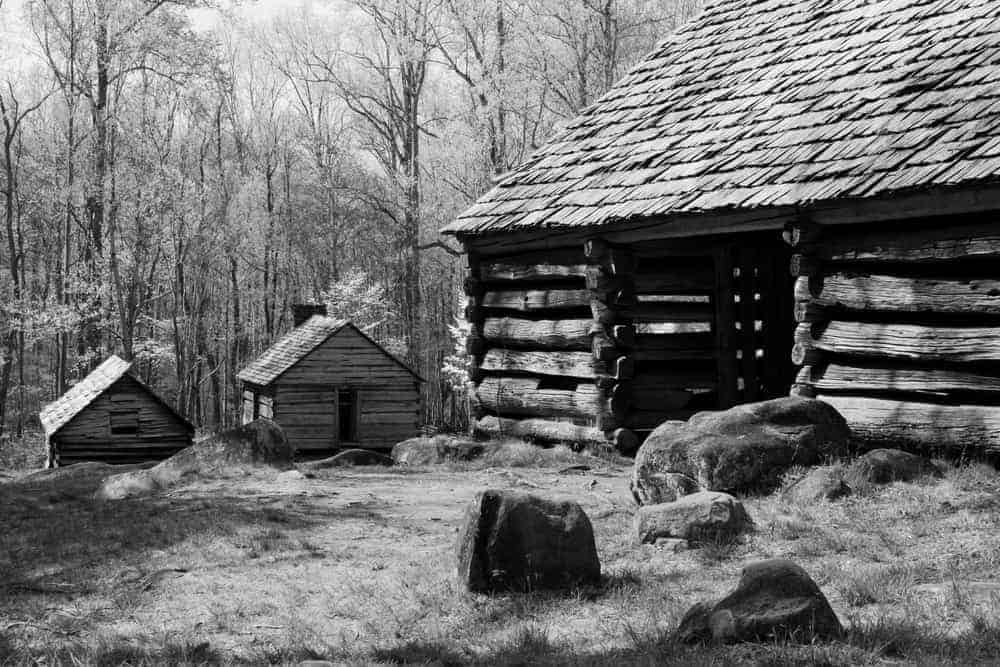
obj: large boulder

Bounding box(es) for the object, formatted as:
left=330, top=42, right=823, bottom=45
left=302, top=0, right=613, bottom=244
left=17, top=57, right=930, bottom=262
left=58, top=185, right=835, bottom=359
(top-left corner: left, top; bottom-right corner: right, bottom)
left=97, top=419, right=293, bottom=500
left=456, top=490, right=600, bottom=593
left=392, top=435, right=484, bottom=465
left=844, top=448, right=942, bottom=487
left=675, top=559, right=843, bottom=644
left=631, top=397, right=850, bottom=504
left=633, top=491, right=752, bottom=545
left=188, top=418, right=294, bottom=467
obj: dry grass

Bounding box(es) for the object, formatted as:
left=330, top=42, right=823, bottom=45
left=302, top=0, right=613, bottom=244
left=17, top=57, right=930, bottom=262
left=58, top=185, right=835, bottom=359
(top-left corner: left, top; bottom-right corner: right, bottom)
left=1, top=446, right=1000, bottom=665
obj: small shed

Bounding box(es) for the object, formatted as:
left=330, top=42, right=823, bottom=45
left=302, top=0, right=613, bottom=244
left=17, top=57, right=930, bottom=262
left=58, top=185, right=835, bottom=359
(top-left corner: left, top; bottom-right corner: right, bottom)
left=443, top=0, right=1000, bottom=455
left=238, top=315, right=423, bottom=455
left=39, top=355, right=194, bottom=467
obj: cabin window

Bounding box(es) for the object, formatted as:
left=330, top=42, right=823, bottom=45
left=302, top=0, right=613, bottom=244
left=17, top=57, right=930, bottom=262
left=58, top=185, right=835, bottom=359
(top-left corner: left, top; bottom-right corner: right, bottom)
left=110, top=408, right=140, bottom=435
left=338, top=390, right=358, bottom=442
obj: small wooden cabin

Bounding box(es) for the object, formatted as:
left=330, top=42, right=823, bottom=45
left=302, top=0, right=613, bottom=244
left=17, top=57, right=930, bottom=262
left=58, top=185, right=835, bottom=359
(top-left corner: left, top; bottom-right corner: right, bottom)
left=238, top=313, right=423, bottom=454
left=443, top=0, right=1000, bottom=455
left=39, top=355, right=194, bottom=467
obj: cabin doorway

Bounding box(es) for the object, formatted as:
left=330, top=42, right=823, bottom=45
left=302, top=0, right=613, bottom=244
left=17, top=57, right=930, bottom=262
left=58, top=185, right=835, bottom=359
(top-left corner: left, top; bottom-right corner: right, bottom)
left=336, top=389, right=358, bottom=443
left=718, top=233, right=797, bottom=405
left=626, top=230, right=796, bottom=436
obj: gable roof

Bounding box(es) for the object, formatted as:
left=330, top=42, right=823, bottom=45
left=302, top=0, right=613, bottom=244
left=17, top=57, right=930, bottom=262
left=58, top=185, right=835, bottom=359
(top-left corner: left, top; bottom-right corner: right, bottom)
left=237, top=316, right=423, bottom=386
left=39, top=355, right=193, bottom=437
left=444, top=0, right=1000, bottom=237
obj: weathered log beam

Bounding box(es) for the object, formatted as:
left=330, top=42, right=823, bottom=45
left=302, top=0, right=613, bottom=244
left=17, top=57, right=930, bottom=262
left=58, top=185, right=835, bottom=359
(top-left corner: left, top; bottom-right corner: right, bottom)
left=796, top=273, right=1000, bottom=315
left=481, top=288, right=590, bottom=312
left=804, top=320, right=1000, bottom=363
left=796, top=362, right=1000, bottom=394
left=818, top=394, right=1000, bottom=452
left=481, top=261, right=588, bottom=282
left=482, top=317, right=592, bottom=350
left=480, top=349, right=598, bottom=380
left=637, top=322, right=712, bottom=334
left=475, top=376, right=602, bottom=420
left=823, top=223, right=1000, bottom=263
left=474, top=416, right=607, bottom=447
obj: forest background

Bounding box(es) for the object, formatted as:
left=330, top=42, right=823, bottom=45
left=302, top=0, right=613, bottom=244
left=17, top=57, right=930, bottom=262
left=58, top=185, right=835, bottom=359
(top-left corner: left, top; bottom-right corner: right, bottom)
left=0, top=0, right=702, bottom=456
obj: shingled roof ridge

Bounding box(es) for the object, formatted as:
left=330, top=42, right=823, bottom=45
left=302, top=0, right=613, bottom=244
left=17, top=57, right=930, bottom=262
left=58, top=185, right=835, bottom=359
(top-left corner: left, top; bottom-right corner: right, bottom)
left=443, top=0, right=1000, bottom=236
left=39, top=355, right=132, bottom=437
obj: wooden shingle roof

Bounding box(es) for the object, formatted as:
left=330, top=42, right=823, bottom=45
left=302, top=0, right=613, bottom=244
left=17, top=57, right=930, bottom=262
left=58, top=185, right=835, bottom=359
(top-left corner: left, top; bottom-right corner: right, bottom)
left=444, top=0, right=1000, bottom=237
left=40, top=356, right=131, bottom=437
left=238, top=316, right=349, bottom=386
left=39, top=355, right=192, bottom=438
left=237, top=316, right=423, bottom=386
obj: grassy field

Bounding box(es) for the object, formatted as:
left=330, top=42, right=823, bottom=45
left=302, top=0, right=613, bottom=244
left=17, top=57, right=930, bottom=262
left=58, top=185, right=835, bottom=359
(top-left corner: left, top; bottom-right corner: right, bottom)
left=2, top=442, right=1000, bottom=665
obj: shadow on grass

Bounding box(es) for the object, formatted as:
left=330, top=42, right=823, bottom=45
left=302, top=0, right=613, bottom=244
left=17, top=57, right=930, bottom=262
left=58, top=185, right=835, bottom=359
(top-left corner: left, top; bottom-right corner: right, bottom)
left=367, top=620, right=1000, bottom=666
left=0, top=464, right=383, bottom=594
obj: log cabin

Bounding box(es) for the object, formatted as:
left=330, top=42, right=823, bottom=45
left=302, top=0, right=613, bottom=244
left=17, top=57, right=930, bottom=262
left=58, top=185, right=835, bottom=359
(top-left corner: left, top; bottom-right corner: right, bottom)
left=237, top=310, right=423, bottom=455
left=39, top=355, right=194, bottom=467
left=442, top=0, right=1000, bottom=455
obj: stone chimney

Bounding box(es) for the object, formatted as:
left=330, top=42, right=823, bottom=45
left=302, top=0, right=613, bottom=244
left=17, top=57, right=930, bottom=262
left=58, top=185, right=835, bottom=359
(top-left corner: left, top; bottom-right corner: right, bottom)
left=292, top=303, right=328, bottom=327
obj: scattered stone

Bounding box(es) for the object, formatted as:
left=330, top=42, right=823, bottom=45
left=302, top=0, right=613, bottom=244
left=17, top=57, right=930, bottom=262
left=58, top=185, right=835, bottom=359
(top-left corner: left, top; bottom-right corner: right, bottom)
left=631, top=397, right=850, bottom=504
left=675, top=559, right=843, bottom=644
left=633, top=491, right=752, bottom=545
left=782, top=467, right=852, bottom=504
left=277, top=469, right=306, bottom=482
left=392, top=435, right=484, bottom=465
left=456, top=490, right=600, bottom=593
left=305, top=448, right=394, bottom=469
left=97, top=419, right=293, bottom=500
left=845, top=448, right=942, bottom=487
left=653, top=537, right=689, bottom=552
left=637, top=472, right=703, bottom=505
left=558, top=464, right=592, bottom=474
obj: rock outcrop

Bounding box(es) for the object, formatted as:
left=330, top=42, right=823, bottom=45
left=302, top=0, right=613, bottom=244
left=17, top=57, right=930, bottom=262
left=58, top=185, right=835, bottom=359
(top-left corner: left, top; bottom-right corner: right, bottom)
left=782, top=467, right=852, bottom=504
left=456, top=490, right=600, bottom=593
left=633, top=491, right=752, bottom=544
left=845, top=448, right=942, bottom=487
left=97, top=419, right=293, bottom=500
left=675, top=559, right=843, bottom=644
left=632, top=397, right=850, bottom=504
left=392, top=435, right=484, bottom=465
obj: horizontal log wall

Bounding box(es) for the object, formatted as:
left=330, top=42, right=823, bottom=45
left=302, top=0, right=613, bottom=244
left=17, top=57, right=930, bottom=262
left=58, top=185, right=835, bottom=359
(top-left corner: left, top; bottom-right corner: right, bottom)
left=466, top=243, right=620, bottom=450
left=786, top=214, right=1000, bottom=453
left=54, top=376, right=192, bottom=466
left=622, top=244, right=723, bottom=435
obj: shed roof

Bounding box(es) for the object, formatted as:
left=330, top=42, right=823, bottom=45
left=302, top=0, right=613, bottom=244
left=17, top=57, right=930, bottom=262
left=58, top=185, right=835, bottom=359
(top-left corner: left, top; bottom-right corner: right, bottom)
left=444, top=0, right=1000, bottom=237
left=237, top=316, right=423, bottom=386
left=39, top=355, right=192, bottom=437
